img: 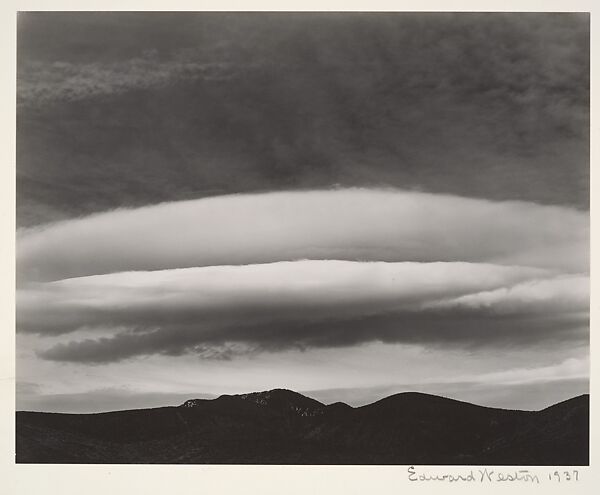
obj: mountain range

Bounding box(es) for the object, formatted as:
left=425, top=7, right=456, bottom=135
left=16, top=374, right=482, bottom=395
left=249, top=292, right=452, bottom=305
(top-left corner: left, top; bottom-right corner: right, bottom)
left=16, top=389, right=589, bottom=464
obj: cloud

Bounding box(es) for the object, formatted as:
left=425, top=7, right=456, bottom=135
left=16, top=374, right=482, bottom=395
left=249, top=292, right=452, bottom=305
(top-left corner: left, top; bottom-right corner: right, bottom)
left=18, top=13, right=589, bottom=115
left=16, top=260, right=552, bottom=335
left=16, top=14, right=589, bottom=231
left=16, top=381, right=41, bottom=396
left=17, top=14, right=590, bottom=224
left=36, top=307, right=587, bottom=364
left=15, top=14, right=590, bottom=410
left=17, top=189, right=589, bottom=284
left=424, top=275, right=589, bottom=315
left=16, top=260, right=587, bottom=363
left=16, top=189, right=588, bottom=363
left=18, top=55, right=246, bottom=106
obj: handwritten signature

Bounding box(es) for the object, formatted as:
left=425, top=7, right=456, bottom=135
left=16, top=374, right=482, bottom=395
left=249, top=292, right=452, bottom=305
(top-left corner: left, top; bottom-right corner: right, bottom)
left=407, top=466, right=564, bottom=484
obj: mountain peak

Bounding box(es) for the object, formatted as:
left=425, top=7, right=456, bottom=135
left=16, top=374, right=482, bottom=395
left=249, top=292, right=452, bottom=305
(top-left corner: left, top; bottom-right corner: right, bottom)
left=234, top=389, right=325, bottom=417
left=181, top=398, right=207, bottom=408
left=179, top=389, right=326, bottom=417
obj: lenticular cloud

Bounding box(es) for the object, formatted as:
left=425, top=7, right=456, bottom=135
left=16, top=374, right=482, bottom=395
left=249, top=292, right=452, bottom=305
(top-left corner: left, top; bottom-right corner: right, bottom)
left=15, top=188, right=589, bottom=362
left=17, top=189, right=588, bottom=284
left=16, top=260, right=554, bottom=335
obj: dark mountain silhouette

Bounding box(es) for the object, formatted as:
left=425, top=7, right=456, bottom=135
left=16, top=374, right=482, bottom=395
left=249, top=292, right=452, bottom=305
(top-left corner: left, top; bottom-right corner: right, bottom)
left=16, top=389, right=589, bottom=464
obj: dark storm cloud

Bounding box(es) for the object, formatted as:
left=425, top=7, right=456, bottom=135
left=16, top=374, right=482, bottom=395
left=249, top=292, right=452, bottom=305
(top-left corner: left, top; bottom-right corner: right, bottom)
left=17, top=12, right=589, bottom=226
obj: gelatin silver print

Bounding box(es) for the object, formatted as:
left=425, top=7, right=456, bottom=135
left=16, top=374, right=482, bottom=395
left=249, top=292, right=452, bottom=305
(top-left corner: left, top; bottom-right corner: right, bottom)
left=15, top=12, right=589, bottom=465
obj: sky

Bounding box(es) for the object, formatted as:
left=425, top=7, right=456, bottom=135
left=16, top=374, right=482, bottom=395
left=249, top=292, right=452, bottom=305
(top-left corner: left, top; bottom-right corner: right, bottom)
left=16, top=12, right=589, bottom=412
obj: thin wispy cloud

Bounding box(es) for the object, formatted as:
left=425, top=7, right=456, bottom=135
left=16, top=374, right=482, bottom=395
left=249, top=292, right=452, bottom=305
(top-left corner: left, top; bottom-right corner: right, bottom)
left=18, top=57, right=245, bottom=107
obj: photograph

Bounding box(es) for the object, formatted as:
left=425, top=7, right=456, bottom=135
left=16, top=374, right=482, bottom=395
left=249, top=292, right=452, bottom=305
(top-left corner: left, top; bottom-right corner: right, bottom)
left=15, top=11, right=589, bottom=466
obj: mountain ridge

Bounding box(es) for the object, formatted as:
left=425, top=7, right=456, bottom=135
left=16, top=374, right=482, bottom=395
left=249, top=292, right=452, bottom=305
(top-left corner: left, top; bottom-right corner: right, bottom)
left=16, top=389, right=589, bottom=465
